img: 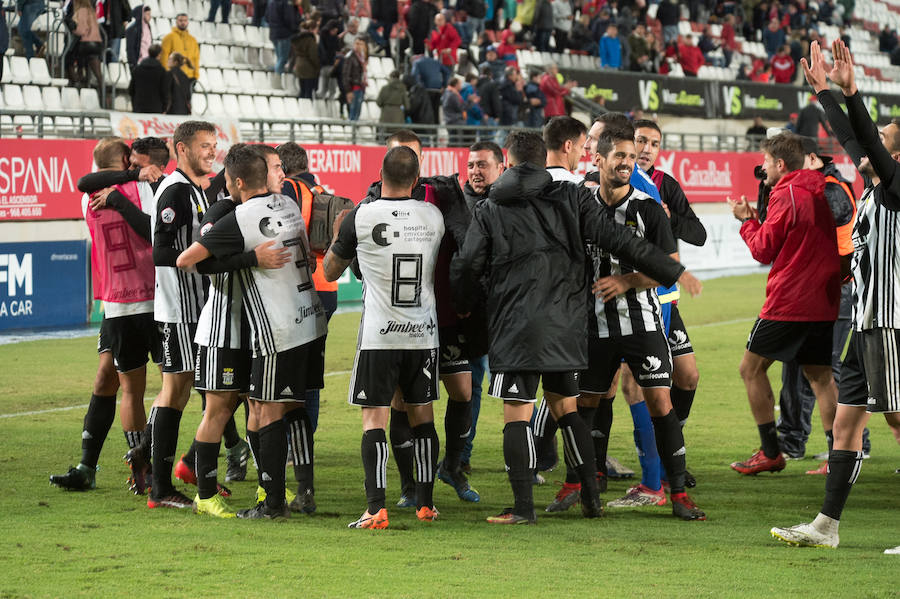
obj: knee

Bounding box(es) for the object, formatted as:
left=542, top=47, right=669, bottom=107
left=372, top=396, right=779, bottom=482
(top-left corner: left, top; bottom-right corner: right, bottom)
left=675, top=368, right=699, bottom=390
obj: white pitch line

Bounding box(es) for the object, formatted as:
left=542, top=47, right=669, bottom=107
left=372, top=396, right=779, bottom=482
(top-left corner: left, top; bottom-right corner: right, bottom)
left=692, top=317, right=756, bottom=329
left=0, top=370, right=354, bottom=420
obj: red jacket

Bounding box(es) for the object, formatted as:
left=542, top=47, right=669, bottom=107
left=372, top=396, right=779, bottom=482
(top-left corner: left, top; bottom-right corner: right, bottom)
left=428, top=23, right=461, bottom=66
left=678, top=43, right=704, bottom=75
left=540, top=72, right=569, bottom=118
left=740, top=169, right=840, bottom=322
left=771, top=54, right=795, bottom=84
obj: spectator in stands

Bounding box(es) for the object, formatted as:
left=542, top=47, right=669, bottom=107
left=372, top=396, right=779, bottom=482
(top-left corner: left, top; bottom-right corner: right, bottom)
left=376, top=69, right=409, bottom=128
left=461, top=0, right=487, bottom=45
left=315, top=0, right=345, bottom=24
left=495, top=28, right=518, bottom=64
left=570, top=13, right=595, bottom=54
left=208, top=0, right=232, bottom=23
left=479, top=46, right=505, bottom=80
left=629, top=23, right=652, bottom=72
left=268, top=0, right=303, bottom=74
left=368, top=0, right=398, bottom=58
left=442, top=77, right=467, bottom=145
left=161, top=13, right=200, bottom=82
left=167, top=52, right=192, bottom=115
left=342, top=35, right=368, bottom=121
left=318, top=19, right=342, bottom=98
left=347, top=0, right=371, bottom=18
left=737, top=63, right=752, bottom=80
left=73, top=0, right=104, bottom=95
left=532, top=0, right=553, bottom=52
left=404, top=73, right=436, bottom=127
left=540, top=62, right=575, bottom=120
left=16, top=0, right=45, bottom=59
left=771, top=44, right=795, bottom=84
left=796, top=94, right=831, bottom=138
left=341, top=16, right=362, bottom=49
left=752, top=63, right=773, bottom=82
left=411, top=50, right=450, bottom=119
left=407, top=0, right=439, bottom=55
left=129, top=43, right=170, bottom=114
left=498, top=66, right=524, bottom=131
left=599, top=23, right=622, bottom=69
left=698, top=25, right=723, bottom=67
left=589, top=8, right=612, bottom=43
left=461, top=73, right=484, bottom=128
left=292, top=20, right=321, bottom=99
left=551, top=0, right=572, bottom=52
left=880, top=26, right=897, bottom=54
left=678, top=34, right=704, bottom=77
left=125, top=5, right=152, bottom=71
left=720, top=14, right=736, bottom=67
left=102, top=0, right=132, bottom=63
left=523, top=69, right=546, bottom=128
left=762, top=18, right=785, bottom=60
left=657, top=0, right=680, bottom=45
left=784, top=112, right=799, bottom=133
left=745, top=116, right=766, bottom=150
left=0, top=6, right=8, bottom=81
left=428, top=12, right=461, bottom=67
left=476, top=66, right=501, bottom=131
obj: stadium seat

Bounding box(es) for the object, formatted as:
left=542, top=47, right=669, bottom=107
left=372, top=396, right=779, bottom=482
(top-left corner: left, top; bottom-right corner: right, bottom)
left=0, top=57, right=10, bottom=84
left=252, top=70, right=274, bottom=95
left=222, top=93, right=242, bottom=118
left=2, top=84, right=25, bottom=109
left=200, top=21, right=216, bottom=43
left=29, top=58, right=52, bottom=86
left=206, top=93, right=226, bottom=116
left=231, top=25, right=248, bottom=46
left=192, top=92, right=208, bottom=115
left=200, top=44, right=217, bottom=68
left=238, top=94, right=258, bottom=118
left=253, top=95, right=270, bottom=117
left=113, top=94, right=130, bottom=111
left=10, top=56, right=32, bottom=85
left=206, top=68, right=227, bottom=93
left=216, top=44, right=234, bottom=68
left=158, top=0, right=176, bottom=19
left=216, top=23, right=234, bottom=44
left=107, top=62, right=131, bottom=91
left=174, top=0, right=189, bottom=17
left=223, top=68, right=243, bottom=93
left=80, top=88, right=101, bottom=111
left=61, top=86, right=83, bottom=111
left=189, top=0, right=207, bottom=21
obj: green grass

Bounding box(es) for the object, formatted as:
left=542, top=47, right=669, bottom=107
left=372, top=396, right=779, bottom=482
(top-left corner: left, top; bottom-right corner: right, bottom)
left=0, top=273, right=897, bottom=598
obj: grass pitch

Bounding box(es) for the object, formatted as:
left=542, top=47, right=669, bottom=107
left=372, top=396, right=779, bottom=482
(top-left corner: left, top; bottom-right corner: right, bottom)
left=0, top=273, right=897, bottom=598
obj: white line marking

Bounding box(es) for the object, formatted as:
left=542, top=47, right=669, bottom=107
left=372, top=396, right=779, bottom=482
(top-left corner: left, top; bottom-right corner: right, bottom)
left=692, top=317, right=756, bottom=329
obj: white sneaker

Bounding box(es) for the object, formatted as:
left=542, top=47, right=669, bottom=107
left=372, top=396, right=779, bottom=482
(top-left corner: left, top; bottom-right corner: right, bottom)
left=770, top=522, right=839, bottom=548
left=884, top=545, right=900, bottom=555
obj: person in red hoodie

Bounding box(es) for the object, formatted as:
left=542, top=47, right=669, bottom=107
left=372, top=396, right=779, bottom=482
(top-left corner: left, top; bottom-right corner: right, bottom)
left=727, top=132, right=840, bottom=476
left=428, top=12, right=461, bottom=67
left=771, top=44, right=796, bottom=84
left=677, top=35, right=705, bottom=77
left=539, top=62, right=577, bottom=120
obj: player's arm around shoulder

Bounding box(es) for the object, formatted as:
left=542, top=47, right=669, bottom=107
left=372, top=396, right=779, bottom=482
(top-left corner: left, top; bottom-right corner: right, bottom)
left=323, top=206, right=358, bottom=282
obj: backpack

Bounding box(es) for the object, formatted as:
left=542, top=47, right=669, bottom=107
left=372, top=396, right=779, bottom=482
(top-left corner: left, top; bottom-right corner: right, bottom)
left=285, top=177, right=354, bottom=256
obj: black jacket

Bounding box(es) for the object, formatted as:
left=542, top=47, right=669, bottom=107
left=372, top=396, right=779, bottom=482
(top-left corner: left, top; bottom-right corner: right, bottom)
left=129, top=57, right=170, bottom=113
left=450, top=163, right=684, bottom=372
left=124, top=6, right=146, bottom=69
left=645, top=166, right=707, bottom=246
left=476, top=75, right=501, bottom=119
left=104, top=0, right=132, bottom=40
left=497, top=77, right=523, bottom=125
left=168, top=67, right=193, bottom=115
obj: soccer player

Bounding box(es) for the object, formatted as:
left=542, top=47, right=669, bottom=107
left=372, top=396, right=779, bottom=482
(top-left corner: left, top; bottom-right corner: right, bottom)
left=771, top=40, right=900, bottom=552
left=728, top=132, right=841, bottom=477
left=323, top=146, right=444, bottom=529
left=146, top=121, right=216, bottom=509
left=451, top=130, right=695, bottom=524
left=178, top=144, right=327, bottom=519
left=544, top=115, right=586, bottom=184
left=49, top=138, right=165, bottom=493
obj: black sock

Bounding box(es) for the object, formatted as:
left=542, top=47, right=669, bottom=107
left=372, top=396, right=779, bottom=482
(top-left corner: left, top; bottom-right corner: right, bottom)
left=443, top=400, right=471, bottom=472
left=247, top=428, right=261, bottom=486
left=558, top=412, right=599, bottom=498
left=194, top=439, right=221, bottom=500
left=124, top=429, right=145, bottom=450
left=821, top=450, right=863, bottom=520
left=533, top=397, right=559, bottom=468
left=592, top=397, right=614, bottom=475
left=362, top=428, right=388, bottom=514
left=389, top=408, right=415, bottom=497
left=651, top=410, right=687, bottom=494
left=80, top=394, right=116, bottom=469
left=503, top=421, right=535, bottom=518
left=151, top=407, right=183, bottom=497
left=758, top=421, right=781, bottom=459
left=413, top=422, right=439, bottom=509
left=182, top=439, right=198, bottom=472
left=223, top=413, right=241, bottom=450
left=825, top=429, right=834, bottom=453
left=671, top=386, right=695, bottom=426
left=139, top=406, right=156, bottom=456
left=258, top=420, right=287, bottom=509
left=285, top=406, right=314, bottom=493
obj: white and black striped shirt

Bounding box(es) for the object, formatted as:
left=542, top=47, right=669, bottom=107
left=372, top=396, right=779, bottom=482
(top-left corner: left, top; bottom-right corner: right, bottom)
left=587, top=186, right=676, bottom=338
left=151, top=169, right=210, bottom=324
left=851, top=186, right=900, bottom=331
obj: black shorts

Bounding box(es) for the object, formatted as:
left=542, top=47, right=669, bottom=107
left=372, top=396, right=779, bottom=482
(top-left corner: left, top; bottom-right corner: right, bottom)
left=579, top=332, right=673, bottom=393
left=248, top=337, right=326, bottom=402
left=746, top=318, right=833, bottom=366
left=158, top=322, right=198, bottom=374
left=838, top=331, right=868, bottom=409
left=854, top=328, right=900, bottom=413
left=350, top=347, right=439, bottom=407
left=667, top=305, right=694, bottom=358
left=439, top=326, right=472, bottom=375
left=97, top=313, right=162, bottom=372
left=488, top=371, right=579, bottom=402
left=194, top=345, right=252, bottom=393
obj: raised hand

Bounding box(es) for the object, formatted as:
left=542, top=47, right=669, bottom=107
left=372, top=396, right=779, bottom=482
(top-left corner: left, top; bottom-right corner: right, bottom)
left=829, top=39, right=856, bottom=94
left=800, top=40, right=829, bottom=93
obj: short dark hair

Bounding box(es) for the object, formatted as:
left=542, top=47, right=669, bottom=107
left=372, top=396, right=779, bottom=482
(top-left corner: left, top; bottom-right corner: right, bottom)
left=505, top=130, right=547, bottom=166
left=885, top=118, right=900, bottom=153
left=543, top=116, right=587, bottom=152
left=131, top=136, right=170, bottom=167
left=148, top=43, right=162, bottom=59
left=633, top=119, right=661, bottom=135
left=468, top=140, right=503, bottom=164
left=760, top=133, right=805, bottom=172
left=595, top=122, right=636, bottom=157
left=386, top=129, right=422, bottom=150
left=595, top=112, right=631, bottom=128
left=173, top=120, right=216, bottom=149
left=382, top=146, right=419, bottom=188
left=224, top=144, right=268, bottom=190
left=93, top=137, right=130, bottom=169
left=176, top=12, right=188, bottom=18
left=254, top=143, right=278, bottom=157
left=276, top=142, right=308, bottom=175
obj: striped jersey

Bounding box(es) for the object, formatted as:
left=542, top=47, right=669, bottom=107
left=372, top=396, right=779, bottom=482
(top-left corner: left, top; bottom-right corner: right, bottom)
left=198, top=193, right=327, bottom=356
left=151, top=169, right=210, bottom=324
left=194, top=199, right=246, bottom=349
left=330, top=197, right=444, bottom=350
left=851, top=185, right=900, bottom=331
left=547, top=166, right=584, bottom=183
left=587, top=185, right=677, bottom=338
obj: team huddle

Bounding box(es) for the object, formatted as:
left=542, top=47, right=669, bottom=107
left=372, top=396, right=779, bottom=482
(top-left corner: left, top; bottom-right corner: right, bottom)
left=48, top=41, right=898, bottom=550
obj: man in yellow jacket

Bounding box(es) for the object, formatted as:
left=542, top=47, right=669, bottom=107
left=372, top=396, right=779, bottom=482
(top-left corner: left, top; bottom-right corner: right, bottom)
left=161, top=13, right=200, bottom=80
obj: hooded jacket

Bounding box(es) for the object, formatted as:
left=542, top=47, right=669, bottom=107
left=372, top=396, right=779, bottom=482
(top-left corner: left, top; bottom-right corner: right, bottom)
left=375, top=77, right=409, bottom=123
left=160, top=27, right=200, bottom=79
left=125, top=6, right=149, bottom=69
left=451, top=163, right=684, bottom=372
left=291, top=30, right=321, bottom=79
left=740, top=168, right=840, bottom=322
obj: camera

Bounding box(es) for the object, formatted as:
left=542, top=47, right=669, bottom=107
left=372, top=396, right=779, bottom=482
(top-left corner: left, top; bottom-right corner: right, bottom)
left=754, top=165, right=767, bottom=181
